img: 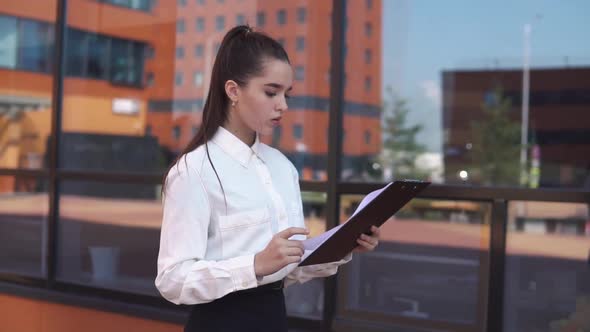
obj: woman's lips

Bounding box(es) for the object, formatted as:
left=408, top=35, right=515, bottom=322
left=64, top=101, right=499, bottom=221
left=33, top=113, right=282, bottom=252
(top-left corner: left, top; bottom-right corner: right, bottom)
left=271, top=117, right=282, bottom=126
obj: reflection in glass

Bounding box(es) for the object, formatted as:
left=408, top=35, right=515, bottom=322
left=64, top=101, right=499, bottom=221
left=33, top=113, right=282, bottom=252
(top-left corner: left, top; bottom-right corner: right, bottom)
left=61, top=1, right=169, bottom=173
left=0, top=176, right=48, bottom=277
left=0, top=14, right=53, bottom=170
left=342, top=0, right=590, bottom=189
left=339, top=195, right=490, bottom=325
left=504, top=201, right=590, bottom=332
left=57, top=180, right=162, bottom=295
left=153, top=1, right=332, bottom=180
left=285, top=191, right=327, bottom=319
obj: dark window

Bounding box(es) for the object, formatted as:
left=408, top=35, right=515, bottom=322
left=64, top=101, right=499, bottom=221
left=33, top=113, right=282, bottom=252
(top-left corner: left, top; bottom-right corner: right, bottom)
left=65, top=29, right=88, bottom=77
left=296, top=37, right=305, bottom=51
left=86, top=33, right=109, bottom=79
left=110, top=38, right=145, bottom=86
left=18, top=19, right=53, bottom=73
left=214, top=42, right=220, bottom=54
left=173, top=125, right=181, bottom=140
left=296, top=7, right=306, bottom=23
left=195, top=44, right=204, bottom=58
left=196, top=0, right=205, bottom=4
left=215, top=16, right=225, bottom=31
left=272, top=125, right=282, bottom=146
left=365, top=76, right=372, bottom=91
left=257, top=12, right=265, bottom=27
left=365, top=48, right=372, bottom=64
left=365, top=22, right=372, bottom=37
left=178, top=0, right=186, bottom=6
left=175, top=46, right=184, bottom=59
left=366, top=0, right=372, bottom=9
left=100, top=0, right=152, bottom=12
left=196, top=17, right=205, bottom=32
left=277, top=9, right=287, bottom=25
left=192, top=126, right=199, bottom=135
left=293, top=124, right=303, bottom=140
left=175, top=72, right=183, bottom=86
left=364, top=130, right=371, bottom=144
left=176, top=19, right=185, bottom=33
left=236, top=14, right=245, bottom=25
left=194, top=44, right=203, bottom=57
left=295, top=66, right=304, bottom=81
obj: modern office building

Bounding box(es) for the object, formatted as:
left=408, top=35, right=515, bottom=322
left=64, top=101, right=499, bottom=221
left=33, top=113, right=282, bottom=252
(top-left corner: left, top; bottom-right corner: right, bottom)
left=148, top=0, right=382, bottom=180
left=0, top=1, right=588, bottom=332
left=442, top=66, right=590, bottom=188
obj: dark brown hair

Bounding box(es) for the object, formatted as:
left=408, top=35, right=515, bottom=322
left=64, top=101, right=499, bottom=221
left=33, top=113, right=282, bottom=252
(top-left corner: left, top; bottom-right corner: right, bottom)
left=162, top=25, right=290, bottom=197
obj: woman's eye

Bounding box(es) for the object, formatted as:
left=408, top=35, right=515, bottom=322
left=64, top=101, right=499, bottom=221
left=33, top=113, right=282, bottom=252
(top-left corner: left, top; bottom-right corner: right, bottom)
left=265, top=91, right=277, bottom=97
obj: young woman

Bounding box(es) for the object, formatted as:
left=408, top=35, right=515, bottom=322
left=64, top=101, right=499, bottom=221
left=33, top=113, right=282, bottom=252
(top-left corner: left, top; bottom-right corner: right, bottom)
left=155, top=25, right=381, bottom=332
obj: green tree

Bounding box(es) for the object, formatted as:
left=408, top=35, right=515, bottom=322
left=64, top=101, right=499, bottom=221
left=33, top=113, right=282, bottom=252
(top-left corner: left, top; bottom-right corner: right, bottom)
left=378, top=86, right=430, bottom=180
left=469, top=88, right=521, bottom=185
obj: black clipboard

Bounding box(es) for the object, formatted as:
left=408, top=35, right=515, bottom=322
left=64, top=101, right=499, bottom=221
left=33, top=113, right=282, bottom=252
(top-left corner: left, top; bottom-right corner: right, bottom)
left=299, top=180, right=430, bottom=266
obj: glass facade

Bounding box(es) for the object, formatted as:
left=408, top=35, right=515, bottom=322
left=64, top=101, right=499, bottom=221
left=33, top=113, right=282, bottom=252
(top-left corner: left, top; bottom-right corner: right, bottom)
left=0, top=1, right=588, bottom=331
left=341, top=0, right=589, bottom=190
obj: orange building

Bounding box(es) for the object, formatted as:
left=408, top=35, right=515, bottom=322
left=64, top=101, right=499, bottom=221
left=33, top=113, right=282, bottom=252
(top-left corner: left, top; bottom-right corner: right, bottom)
left=0, top=0, right=381, bottom=185
left=0, top=0, right=176, bottom=191
left=147, top=0, right=382, bottom=180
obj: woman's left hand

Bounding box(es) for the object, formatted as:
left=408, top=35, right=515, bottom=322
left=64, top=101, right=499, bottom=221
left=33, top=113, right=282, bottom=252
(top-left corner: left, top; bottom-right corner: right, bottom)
left=353, top=225, right=380, bottom=253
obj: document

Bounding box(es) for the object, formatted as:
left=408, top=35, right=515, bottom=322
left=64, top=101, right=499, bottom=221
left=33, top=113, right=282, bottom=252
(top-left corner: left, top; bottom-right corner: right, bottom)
left=299, top=180, right=430, bottom=266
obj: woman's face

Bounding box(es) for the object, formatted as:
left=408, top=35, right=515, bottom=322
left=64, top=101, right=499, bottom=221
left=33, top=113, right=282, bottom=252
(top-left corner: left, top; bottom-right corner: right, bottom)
left=230, top=58, right=293, bottom=141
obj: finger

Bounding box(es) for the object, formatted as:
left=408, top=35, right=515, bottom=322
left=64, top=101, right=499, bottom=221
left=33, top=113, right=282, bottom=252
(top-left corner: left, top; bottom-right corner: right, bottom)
left=353, top=244, right=369, bottom=253
left=357, top=238, right=375, bottom=249
left=285, top=240, right=305, bottom=251
left=285, top=255, right=303, bottom=264
left=360, top=233, right=378, bottom=246
left=371, top=226, right=380, bottom=236
left=277, top=227, right=309, bottom=239
left=283, top=247, right=304, bottom=257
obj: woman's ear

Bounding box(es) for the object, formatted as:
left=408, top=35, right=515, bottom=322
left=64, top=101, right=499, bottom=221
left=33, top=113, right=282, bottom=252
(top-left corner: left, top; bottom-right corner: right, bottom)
left=224, top=80, right=240, bottom=104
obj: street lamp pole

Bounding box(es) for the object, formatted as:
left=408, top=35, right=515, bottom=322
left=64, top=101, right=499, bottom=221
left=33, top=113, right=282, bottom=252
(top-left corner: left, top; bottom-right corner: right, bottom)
left=520, top=23, right=531, bottom=186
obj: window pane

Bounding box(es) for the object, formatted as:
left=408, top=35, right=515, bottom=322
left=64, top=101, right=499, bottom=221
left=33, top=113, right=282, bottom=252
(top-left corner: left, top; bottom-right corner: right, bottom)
left=86, top=33, right=109, bottom=79
left=342, top=0, right=590, bottom=189
left=338, top=195, right=490, bottom=328
left=101, top=0, right=152, bottom=12
left=65, top=29, right=88, bottom=77
left=57, top=180, right=162, bottom=295
left=62, top=1, right=160, bottom=173
left=504, top=201, right=590, bottom=332
left=0, top=14, right=54, bottom=171
left=18, top=20, right=53, bottom=73
left=285, top=191, right=327, bottom=319
left=109, top=38, right=130, bottom=84
left=0, top=16, right=18, bottom=68
left=0, top=175, right=48, bottom=277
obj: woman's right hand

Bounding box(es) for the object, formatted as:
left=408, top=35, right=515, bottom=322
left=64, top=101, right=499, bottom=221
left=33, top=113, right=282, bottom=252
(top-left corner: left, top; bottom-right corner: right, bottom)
left=254, top=227, right=309, bottom=277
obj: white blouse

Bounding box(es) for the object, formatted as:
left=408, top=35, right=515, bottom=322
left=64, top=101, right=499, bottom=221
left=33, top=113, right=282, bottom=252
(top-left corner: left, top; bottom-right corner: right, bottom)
left=155, top=126, right=351, bottom=305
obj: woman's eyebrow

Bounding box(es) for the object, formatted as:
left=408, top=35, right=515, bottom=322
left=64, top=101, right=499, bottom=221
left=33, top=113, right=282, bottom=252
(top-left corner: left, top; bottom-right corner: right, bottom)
left=264, top=83, right=293, bottom=91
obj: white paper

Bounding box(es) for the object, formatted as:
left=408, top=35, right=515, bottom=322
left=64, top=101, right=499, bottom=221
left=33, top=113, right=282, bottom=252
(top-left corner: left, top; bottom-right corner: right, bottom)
left=300, top=182, right=392, bottom=263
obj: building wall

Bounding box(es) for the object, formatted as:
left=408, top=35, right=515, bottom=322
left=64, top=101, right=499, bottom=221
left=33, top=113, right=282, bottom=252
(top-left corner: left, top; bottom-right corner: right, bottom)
left=0, top=294, right=182, bottom=332
left=442, top=67, right=590, bottom=187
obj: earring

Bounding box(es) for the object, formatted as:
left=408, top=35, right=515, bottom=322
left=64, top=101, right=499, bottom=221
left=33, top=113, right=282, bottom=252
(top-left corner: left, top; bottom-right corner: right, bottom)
left=231, top=101, right=236, bottom=107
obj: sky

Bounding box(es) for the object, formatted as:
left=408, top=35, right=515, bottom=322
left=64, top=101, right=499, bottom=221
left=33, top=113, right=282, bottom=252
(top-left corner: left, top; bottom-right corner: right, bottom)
left=379, top=0, right=590, bottom=152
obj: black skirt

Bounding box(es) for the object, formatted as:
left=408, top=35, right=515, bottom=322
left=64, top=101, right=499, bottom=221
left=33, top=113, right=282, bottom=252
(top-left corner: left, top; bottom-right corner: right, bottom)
left=184, top=281, right=287, bottom=332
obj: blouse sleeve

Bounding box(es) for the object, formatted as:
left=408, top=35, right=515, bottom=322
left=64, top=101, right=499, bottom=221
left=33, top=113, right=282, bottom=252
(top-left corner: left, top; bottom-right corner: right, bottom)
left=284, top=163, right=352, bottom=287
